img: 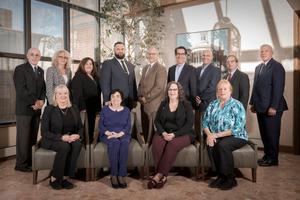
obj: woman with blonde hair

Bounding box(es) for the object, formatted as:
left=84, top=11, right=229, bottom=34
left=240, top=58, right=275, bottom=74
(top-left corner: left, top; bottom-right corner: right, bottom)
left=41, top=85, right=82, bottom=190
left=46, top=50, right=72, bottom=105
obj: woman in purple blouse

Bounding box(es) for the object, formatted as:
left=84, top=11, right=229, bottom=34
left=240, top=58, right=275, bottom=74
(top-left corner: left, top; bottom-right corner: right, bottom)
left=99, top=89, right=131, bottom=189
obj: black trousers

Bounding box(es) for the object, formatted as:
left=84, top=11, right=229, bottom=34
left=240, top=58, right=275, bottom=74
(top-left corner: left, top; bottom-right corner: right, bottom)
left=16, top=113, right=40, bottom=168
left=86, top=109, right=97, bottom=144
left=257, top=111, right=283, bottom=161
left=207, top=136, right=247, bottom=177
left=48, top=140, right=81, bottom=181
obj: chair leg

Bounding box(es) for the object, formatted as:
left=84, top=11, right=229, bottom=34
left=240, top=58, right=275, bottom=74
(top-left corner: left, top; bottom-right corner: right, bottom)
left=252, top=168, right=257, bottom=182
left=33, top=170, right=38, bottom=185
left=201, top=166, right=205, bottom=181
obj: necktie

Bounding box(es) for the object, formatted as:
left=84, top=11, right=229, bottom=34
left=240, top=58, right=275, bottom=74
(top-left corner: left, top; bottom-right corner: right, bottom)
left=227, top=72, right=232, bottom=81
left=121, top=60, right=128, bottom=74
left=200, top=66, right=205, bottom=78
left=145, top=65, right=151, bottom=77
left=259, top=63, right=265, bottom=76
left=34, top=66, right=38, bottom=76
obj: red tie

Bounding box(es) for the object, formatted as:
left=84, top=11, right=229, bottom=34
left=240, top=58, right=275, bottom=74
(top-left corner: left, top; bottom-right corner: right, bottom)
left=227, top=73, right=231, bottom=81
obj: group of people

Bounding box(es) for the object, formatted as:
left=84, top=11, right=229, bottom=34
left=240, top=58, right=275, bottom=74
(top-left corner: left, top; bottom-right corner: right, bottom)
left=13, top=42, right=287, bottom=191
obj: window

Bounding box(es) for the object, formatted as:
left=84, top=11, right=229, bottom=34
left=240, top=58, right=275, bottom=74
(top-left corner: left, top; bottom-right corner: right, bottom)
left=0, top=0, right=24, bottom=54
left=31, top=0, right=63, bottom=57
left=69, top=0, right=99, bottom=11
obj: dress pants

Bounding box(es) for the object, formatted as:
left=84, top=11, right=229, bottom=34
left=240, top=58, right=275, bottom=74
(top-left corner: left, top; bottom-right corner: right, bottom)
left=207, top=136, right=247, bottom=177
left=152, top=134, right=191, bottom=176
left=102, top=136, right=130, bottom=176
left=141, top=105, right=156, bottom=144
left=48, top=140, right=81, bottom=180
left=86, top=109, right=97, bottom=144
left=16, top=112, right=40, bottom=169
left=257, top=111, right=283, bottom=161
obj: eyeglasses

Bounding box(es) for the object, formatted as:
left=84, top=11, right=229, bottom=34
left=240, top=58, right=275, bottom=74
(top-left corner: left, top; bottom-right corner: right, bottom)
left=168, top=88, right=178, bottom=91
left=58, top=56, right=68, bottom=59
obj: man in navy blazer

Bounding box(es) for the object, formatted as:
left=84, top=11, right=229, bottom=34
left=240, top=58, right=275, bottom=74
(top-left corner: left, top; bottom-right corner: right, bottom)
left=250, top=44, right=288, bottom=166
left=224, top=55, right=250, bottom=111
left=195, top=49, right=221, bottom=112
left=13, top=48, right=46, bottom=172
left=100, top=42, right=138, bottom=110
left=167, top=46, right=196, bottom=107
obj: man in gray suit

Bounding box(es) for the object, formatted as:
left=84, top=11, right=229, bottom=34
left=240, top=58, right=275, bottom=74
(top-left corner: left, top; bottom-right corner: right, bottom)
left=224, top=55, right=250, bottom=111
left=138, top=47, right=167, bottom=143
left=100, top=42, right=138, bottom=110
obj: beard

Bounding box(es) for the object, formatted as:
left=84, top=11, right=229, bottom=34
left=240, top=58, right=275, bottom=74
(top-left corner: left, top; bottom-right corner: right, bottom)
left=115, top=52, right=125, bottom=59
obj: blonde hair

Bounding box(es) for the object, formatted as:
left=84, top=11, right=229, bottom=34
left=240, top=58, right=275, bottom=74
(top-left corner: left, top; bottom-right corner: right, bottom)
left=52, top=49, right=71, bottom=69
left=216, top=79, right=233, bottom=98
left=52, top=84, right=72, bottom=107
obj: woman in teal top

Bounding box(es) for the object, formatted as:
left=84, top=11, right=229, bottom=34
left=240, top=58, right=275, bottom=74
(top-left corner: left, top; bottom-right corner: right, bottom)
left=202, top=79, right=248, bottom=190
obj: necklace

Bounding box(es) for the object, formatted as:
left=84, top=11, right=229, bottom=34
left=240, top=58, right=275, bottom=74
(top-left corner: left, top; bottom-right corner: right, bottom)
left=59, top=107, right=68, bottom=115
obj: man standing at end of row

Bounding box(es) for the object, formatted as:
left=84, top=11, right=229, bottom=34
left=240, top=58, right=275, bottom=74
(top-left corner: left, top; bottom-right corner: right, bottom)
left=250, top=44, right=288, bottom=167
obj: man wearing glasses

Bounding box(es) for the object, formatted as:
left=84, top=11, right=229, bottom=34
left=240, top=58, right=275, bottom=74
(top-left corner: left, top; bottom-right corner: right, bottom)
left=13, top=47, right=46, bottom=172
left=167, top=46, right=196, bottom=107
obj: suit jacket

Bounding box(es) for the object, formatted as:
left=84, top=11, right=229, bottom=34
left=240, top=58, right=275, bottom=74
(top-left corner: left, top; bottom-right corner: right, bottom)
left=46, top=66, right=72, bottom=105
left=71, top=72, right=101, bottom=112
left=196, top=63, right=221, bottom=112
left=41, top=105, right=83, bottom=149
left=13, top=62, right=46, bottom=115
left=224, top=69, right=250, bottom=111
left=138, top=62, right=167, bottom=114
left=167, top=63, right=196, bottom=106
left=100, top=57, right=138, bottom=105
left=155, top=100, right=195, bottom=142
left=250, top=58, right=288, bottom=113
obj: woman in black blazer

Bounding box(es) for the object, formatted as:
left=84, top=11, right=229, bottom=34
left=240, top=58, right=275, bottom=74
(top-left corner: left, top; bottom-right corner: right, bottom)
left=71, top=57, right=101, bottom=143
left=148, top=81, right=195, bottom=189
left=41, top=85, right=83, bottom=190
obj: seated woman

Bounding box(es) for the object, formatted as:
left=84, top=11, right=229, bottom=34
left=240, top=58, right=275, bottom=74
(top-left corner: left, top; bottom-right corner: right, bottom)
left=148, top=81, right=195, bottom=189
left=202, top=79, right=248, bottom=190
left=41, top=84, right=83, bottom=190
left=99, top=89, right=131, bottom=189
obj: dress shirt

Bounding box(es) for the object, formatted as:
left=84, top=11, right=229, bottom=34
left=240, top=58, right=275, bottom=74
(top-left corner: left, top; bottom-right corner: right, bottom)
left=175, top=63, right=184, bottom=82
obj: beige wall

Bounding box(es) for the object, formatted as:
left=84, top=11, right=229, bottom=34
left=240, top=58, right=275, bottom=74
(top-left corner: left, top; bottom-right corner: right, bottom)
left=159, top=0, right=294, bottom=148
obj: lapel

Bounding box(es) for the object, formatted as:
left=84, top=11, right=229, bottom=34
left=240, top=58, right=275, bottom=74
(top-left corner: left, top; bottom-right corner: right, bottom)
left=25, top=62, right=37, bottom=79
left=257, top=58, right=273, bottom=81
left=230, top=69, right=239, bottom=83
left=178, top=63, right=188, bottom=82
left=200, top=64, right=212, bottom=81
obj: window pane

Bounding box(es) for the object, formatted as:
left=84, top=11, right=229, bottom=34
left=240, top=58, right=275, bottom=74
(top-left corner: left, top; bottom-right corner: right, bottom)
left=0, top=57, right=24, bottom=123
left=31, top=0, right=63, bottom=57
left=69, top=0, right=99, bottom=11
left=70, top=9, right=99, bottom=60
left=0, top=0, right=24, bottom=54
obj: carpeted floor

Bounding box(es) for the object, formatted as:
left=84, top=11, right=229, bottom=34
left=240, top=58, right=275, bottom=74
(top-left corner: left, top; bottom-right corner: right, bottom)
left=0, top=151, right=300, bottom=200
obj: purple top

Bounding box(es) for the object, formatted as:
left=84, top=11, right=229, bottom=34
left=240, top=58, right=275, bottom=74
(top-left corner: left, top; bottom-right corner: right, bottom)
left=99, top=105, right=131, bottom=141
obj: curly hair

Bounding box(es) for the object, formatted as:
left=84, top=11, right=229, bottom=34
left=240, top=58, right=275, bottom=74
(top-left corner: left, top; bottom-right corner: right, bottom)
left=165, top=81, right=186, bottom=102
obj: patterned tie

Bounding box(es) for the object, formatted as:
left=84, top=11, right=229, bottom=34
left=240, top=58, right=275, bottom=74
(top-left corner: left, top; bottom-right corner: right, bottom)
left=121, top=60, right=128, bottom=74
left=227, top=72, right=231, bottom=81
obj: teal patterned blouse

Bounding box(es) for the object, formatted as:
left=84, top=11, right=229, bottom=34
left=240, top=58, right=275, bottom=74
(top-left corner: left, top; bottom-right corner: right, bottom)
left=202, top=98, right=248, bottom=141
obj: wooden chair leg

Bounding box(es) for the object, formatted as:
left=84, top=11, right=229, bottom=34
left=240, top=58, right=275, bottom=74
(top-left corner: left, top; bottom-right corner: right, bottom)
left=252, top=168, right=257, bottom=182
left=33, top=170, right=38, bottom=185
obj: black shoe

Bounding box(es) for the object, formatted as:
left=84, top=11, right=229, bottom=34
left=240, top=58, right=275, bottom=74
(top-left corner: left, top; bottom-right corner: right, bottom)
left=257, top=155, right=268, bottom=164
left=110, top=176, right=119, bottom=189
left=209, top=176, right=226, bottom=188
left=258, top=159, right=278, bottom=167
left=117, top=176, right=127, bottom=188
left=219, top=178, right=237, bottom=190
left=49, top=179, right=62, bottom=190
left=15, top=166, right=32, bottom=172
left=62, top=179, right=74, bottom=189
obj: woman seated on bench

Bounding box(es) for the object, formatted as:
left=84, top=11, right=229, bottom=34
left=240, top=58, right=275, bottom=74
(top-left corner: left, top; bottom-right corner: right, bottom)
left=41, top=84, right=83, bottom=190
left=202, top=79, right=248, bottom=190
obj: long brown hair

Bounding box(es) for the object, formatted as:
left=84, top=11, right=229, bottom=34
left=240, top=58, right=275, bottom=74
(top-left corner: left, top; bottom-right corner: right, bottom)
left=165, top=81, right=185, bottom=102
left=76, top=57, right=98, bottom=78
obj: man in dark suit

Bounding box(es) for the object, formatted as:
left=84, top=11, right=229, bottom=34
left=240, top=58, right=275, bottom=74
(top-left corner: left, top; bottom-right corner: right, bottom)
left=250, top=44, right=288, bottom=166
left=13, top=48, right=46, bottom=172
left=195, top=49, right=221, bottom=140
left=100, top=42, right=138, bottom=110
left=167, top=46, right=196, bottom=106
left=224, top=55, right=250, bottom=110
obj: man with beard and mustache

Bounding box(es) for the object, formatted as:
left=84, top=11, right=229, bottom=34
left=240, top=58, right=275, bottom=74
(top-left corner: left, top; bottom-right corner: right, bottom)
left=100, top=41, right=138, bottom=110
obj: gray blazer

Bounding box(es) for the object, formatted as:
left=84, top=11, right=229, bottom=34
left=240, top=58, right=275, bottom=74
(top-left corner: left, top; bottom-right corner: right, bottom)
left=46, top=66, right=72, bottom=105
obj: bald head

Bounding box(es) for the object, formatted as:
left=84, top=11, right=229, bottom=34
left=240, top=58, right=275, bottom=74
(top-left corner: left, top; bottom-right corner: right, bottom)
left=27, top=48, right=41, bottom=66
